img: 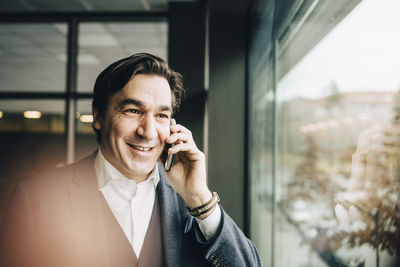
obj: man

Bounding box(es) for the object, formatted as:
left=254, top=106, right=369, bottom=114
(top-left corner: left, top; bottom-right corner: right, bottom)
left=0, top=53, right=262, bottom=266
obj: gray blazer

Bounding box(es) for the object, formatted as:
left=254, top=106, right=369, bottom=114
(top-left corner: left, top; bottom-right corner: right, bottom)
left=0, top=153, right=262, bottom=267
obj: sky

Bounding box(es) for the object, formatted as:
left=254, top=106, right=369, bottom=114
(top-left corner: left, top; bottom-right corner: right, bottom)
left=277, top=0, right=400, bottom=101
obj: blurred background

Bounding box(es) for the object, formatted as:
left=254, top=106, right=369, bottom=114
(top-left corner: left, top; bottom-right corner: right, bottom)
left=0, top=0, right=399, bottom=266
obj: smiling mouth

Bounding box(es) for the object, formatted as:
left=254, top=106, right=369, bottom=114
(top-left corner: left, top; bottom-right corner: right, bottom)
left=128, top=144, right=154, bottom=152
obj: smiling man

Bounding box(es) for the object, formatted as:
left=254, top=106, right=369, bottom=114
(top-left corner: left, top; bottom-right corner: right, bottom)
left=0, top=53, right=262, bottom=267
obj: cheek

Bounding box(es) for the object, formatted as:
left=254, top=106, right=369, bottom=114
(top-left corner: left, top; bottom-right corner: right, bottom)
left=110, top=118, right=136, bottom=138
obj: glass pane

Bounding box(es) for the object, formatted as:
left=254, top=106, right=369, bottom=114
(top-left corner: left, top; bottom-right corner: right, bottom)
left=77, top=22, right=168, bottom=92
left=249, top=60, right=275, bottom=266
left=0, top=100, right=66, bottom=223
left=248, top=0, right=276, bottom=265
left=0, top=23, right=67, bottom=92
left=275, top=0, right=400, bottom=266
left=76, top=99, right=98, bottom=161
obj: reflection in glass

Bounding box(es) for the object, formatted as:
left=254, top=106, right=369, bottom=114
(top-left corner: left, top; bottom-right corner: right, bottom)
left=0, top=23, right=67, bottom=92
left=275, top=0, right=400, bottom=266
left=249, top=61, right=275, bottom=266
left=248, top=0, right=276, bottom=264
left=249, top=0, right=400, bottom=266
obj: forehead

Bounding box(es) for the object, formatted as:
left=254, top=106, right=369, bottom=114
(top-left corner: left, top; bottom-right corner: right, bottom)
left=113, top=74, right=172, bottom=108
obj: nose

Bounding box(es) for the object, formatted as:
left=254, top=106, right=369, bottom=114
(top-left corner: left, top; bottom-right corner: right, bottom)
left=136, top=114, right=158, bottom=140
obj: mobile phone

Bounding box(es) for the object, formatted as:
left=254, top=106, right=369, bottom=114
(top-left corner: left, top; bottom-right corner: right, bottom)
left=164, top=143, right=176, bottom=171
left=164, top=119, right=176, bottom=171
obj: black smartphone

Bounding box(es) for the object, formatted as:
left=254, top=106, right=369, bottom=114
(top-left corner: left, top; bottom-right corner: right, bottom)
left=164, top=143, right=176, bottom=171
left=164, top=119, right=176, bottom=171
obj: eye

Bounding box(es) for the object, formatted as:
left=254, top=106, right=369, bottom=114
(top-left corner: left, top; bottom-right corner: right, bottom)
left=123, top=109, right=141, bottom=115
left=157, top=113, right=169, bottom=119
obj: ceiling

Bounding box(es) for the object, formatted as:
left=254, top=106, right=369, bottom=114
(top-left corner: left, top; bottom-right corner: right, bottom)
left=0, top=0, right=170, bottom=12
left=0, top=0, right=250, bottom=16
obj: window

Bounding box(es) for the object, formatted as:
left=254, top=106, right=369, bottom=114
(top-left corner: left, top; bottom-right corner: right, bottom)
left=249, top=0, right=400, bottom=266
left=0, top=23, right=67, bottom=93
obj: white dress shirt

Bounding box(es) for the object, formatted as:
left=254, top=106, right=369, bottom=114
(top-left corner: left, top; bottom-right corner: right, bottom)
left=95, top=149, right=221, bottom=257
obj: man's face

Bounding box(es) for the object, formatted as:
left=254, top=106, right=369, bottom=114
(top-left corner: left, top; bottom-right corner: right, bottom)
left=94, top=74, right=172, bottom=182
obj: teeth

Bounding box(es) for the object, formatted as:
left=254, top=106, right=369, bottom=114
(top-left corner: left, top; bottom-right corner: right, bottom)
left=132, top=145, right=152, bottom=152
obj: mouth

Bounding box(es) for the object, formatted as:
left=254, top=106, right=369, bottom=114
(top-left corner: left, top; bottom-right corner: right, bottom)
left=127, top=144, right=155, bottom=152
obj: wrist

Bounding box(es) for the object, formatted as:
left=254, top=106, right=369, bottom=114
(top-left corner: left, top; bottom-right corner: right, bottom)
left=195, top=204, right=218, bottom=220
left=187, top=192, right=220, bottom=219
left=184, top=189, right=212, bottom=209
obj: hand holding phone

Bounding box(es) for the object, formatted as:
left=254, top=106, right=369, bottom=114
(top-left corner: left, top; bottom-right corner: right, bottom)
left=161, top=119, right=211, bottom=215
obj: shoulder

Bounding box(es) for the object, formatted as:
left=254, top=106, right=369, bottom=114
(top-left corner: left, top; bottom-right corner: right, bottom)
left=18, top=152, right=97, bottom=192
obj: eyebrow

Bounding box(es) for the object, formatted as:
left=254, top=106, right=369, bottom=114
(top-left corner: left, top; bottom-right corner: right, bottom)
left=116, top=98, right=172, bottom=112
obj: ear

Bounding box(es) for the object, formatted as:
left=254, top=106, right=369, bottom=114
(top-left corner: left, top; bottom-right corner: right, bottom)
left=92, top=108, right=101, bottom=130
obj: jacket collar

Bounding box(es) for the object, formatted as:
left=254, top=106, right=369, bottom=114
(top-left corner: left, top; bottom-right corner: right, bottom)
left=156, top=161, right=185, bottom=266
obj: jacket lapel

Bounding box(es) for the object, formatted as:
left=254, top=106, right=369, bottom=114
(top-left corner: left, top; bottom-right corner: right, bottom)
left=67, top=154, right=110, bottom=266
left=156, top=162, right=183, bottom=267
left=67, top=153, right=134, bottom=267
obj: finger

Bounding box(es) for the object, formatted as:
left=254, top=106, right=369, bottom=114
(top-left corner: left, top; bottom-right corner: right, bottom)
left=166, top=132, right=191, bottom=144
left=171, top=118, right=176, bottom=126
left=170, top=124, right=191, bottom=134
left=168, top=142, right=197, bottom=155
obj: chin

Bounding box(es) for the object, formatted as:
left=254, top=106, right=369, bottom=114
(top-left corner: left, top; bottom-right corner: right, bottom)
left=127, top=161, right=157, bottom=177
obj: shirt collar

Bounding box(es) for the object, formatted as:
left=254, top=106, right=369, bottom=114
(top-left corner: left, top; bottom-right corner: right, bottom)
left=95, top=149, right=160, bottom=190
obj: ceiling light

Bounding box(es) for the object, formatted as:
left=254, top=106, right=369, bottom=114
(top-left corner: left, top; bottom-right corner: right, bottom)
left=80, top=115, right=93, bottom=123
left=24, top=111, right=41, bottom=119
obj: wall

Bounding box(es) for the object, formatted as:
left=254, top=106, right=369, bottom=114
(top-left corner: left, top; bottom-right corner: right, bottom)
left=208, top=16, right=247, bottom=230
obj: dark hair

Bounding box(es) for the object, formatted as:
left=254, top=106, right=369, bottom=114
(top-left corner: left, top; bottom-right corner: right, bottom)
left=92, top=53, right=185, bottom=143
